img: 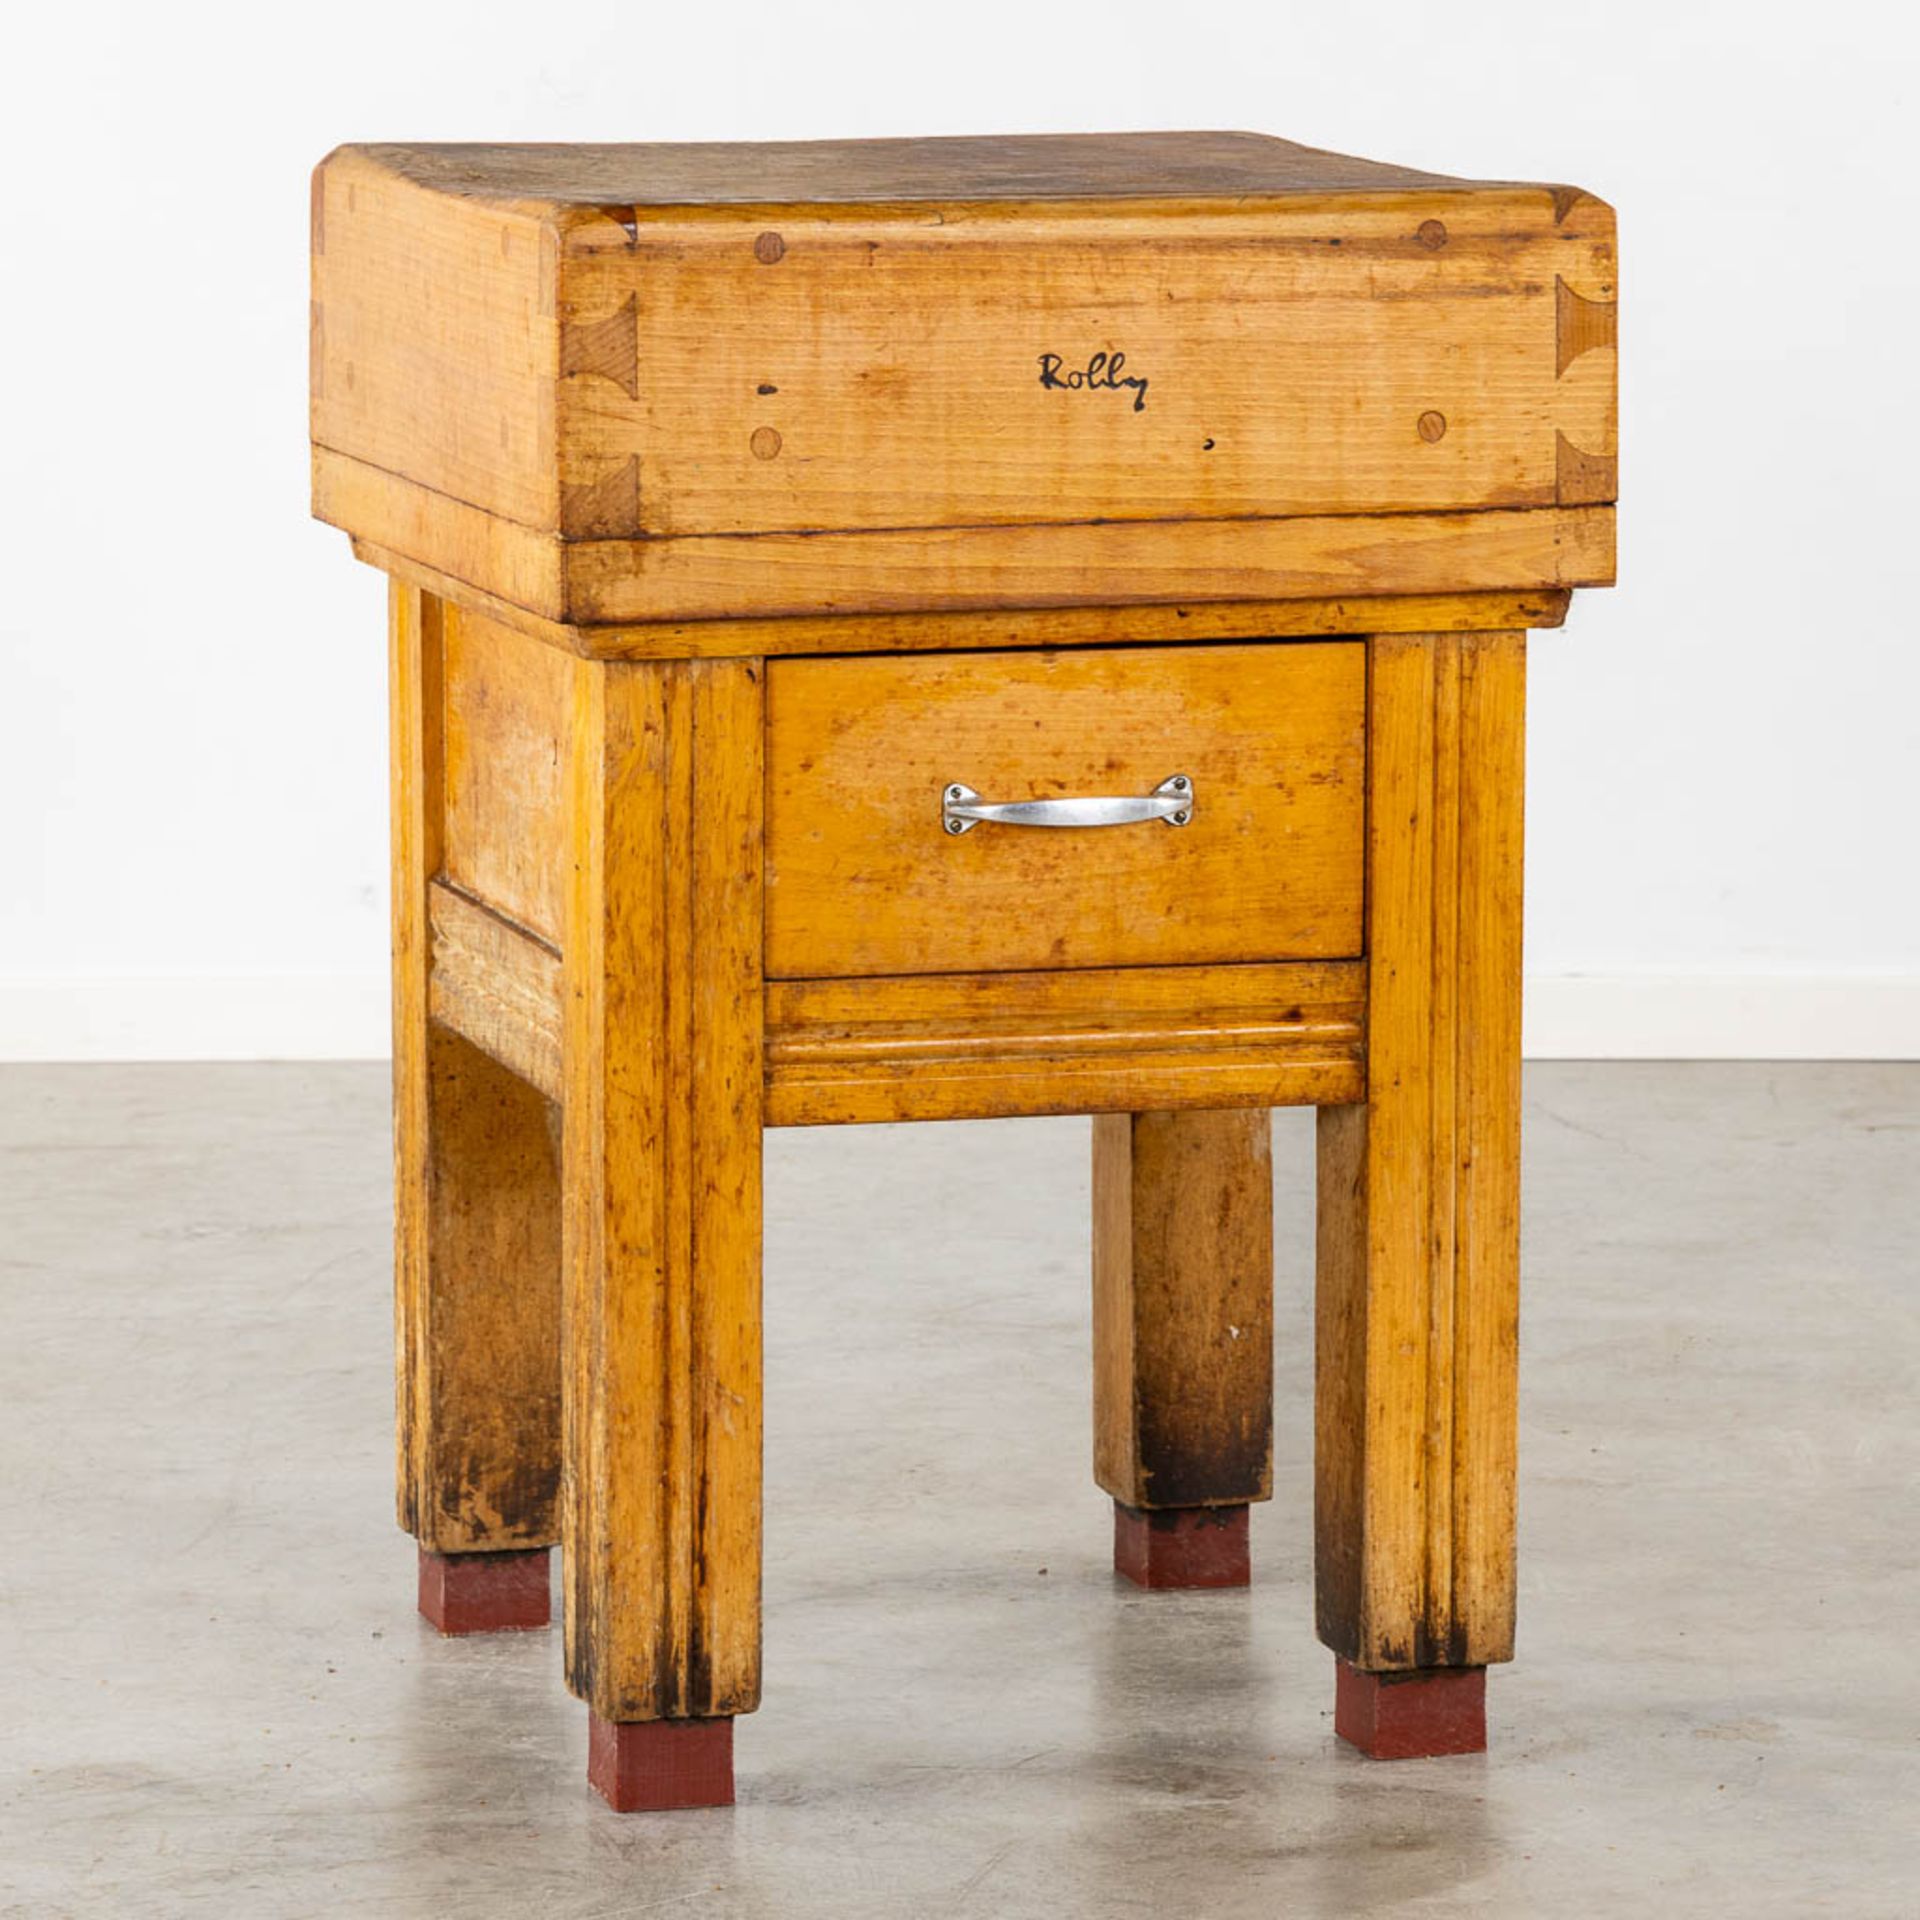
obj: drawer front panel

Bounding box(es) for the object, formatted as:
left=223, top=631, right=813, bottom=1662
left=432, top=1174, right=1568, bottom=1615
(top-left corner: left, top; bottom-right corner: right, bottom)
left=765, top=642, right=1364, bottom=979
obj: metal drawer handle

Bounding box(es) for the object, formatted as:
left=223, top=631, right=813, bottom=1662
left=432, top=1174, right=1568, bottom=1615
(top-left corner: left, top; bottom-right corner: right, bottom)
left=942, top=773, right=1193, bottom=835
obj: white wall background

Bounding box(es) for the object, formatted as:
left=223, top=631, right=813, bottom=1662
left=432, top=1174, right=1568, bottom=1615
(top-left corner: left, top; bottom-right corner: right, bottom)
left=2, top=1, right=1915, bottom=1061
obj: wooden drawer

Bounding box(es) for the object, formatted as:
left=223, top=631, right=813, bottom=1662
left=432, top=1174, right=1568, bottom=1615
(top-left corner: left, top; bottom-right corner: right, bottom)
left=765, top=641, right=1365, bottom=979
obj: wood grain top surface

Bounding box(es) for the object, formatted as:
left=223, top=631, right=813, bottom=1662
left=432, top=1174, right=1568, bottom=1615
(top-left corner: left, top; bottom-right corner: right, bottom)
left=343, top=131, right=1484, bottom=210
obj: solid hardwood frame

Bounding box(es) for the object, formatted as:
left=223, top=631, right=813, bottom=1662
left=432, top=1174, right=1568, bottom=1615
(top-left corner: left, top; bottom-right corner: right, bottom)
left=390, top=579, right=1529, bottom=1734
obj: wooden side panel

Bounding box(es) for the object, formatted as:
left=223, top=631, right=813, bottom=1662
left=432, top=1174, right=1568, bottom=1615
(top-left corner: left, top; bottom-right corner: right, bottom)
left=766, top=642, right=1365, bottom=979
left=312, top=149, right=559, bottom=530
left=562, top=655, right=765, bottom=1723
left=556, top=194, right=1614, bottom=539
left=1093, top=1110, right=1274, bottom=1511
left=765, top=960, right=1364, bottom=1125
left=390, top=582, right=563, bottom=1553
left=441, top=604, right=572, bottom=943
left=1314, top=630, right=1524, bottom=1671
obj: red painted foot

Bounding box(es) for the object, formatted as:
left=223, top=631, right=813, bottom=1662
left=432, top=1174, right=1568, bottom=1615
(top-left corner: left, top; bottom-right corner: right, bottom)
left=588, top=1714, right=735, bottom=1811
left=416, top=1545, right=552, bottom=1635
left=1113, top=1502, right=1250, bottom=1589
left=1333, top=1657, right=1486, bottom=1759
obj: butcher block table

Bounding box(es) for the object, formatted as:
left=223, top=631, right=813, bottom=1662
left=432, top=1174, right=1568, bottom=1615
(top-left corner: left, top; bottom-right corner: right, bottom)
left=309, top=131, right=1616, bottom=1810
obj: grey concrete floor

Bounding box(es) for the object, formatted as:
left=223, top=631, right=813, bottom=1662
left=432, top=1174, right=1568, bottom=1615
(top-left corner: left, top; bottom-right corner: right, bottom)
left=1, top=1064, right=1915, bottom=1917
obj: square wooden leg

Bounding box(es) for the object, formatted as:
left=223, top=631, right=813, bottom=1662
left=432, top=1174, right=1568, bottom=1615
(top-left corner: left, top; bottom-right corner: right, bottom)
left=1315, top=633, right=1524, bottom=1707
left=389, top=584, right=562, bottom=1596
left=1092, top=1108, right=1273, bottom=1587
left=560, top=657, right=765, bottom=1796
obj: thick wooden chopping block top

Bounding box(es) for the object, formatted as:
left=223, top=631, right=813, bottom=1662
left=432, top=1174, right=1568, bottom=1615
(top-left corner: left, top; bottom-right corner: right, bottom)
left=311, top=132, right=1614, bottom=626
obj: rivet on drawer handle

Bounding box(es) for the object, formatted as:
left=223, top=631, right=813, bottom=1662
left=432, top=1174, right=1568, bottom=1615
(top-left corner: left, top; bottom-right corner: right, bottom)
left=941, top=773, right=1193, bottom=836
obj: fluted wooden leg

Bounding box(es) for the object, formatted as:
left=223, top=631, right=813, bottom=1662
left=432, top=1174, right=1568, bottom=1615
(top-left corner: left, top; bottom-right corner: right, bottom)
left=561, top=655, right=765, bottom=1809
left=1316, top=631, right=1524, bottom=1756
